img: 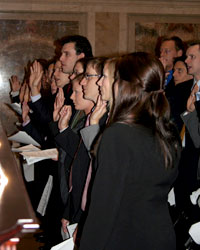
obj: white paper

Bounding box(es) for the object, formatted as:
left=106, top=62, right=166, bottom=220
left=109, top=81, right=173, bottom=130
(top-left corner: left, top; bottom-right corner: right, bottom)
left=37, top=175, right=53, bottom=216
left=23, top=162, right=34, bottom=182
left=23, top=156, right=47, bottom=165
left=12, top=144, right=40, bottom=152
left=51, top=238, right=74, bottom=250
left=21, top=148, right=58, bottom=158
left=168, top=188, right=176, bottom=206
left=189, top=222, right=200, bottom=244
left=61, top=223, right=78, bottom=240
left=20, top=148, right=58, bottom=165
left=7, top=102, right=22, bottom=115
left=8, top=131, right=41, bottom=147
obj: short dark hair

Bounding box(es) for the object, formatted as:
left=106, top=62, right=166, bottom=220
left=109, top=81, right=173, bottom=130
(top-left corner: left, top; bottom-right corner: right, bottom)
left=60, top=35, right=93, bottom=58
left=161, top=36, right=185, bottom=53
left=187, top=40, right=200, bottom=50
left=173, top=55, right=188, bottom=72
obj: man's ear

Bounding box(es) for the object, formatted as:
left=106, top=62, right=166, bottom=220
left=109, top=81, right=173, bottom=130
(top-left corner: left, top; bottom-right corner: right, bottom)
left=177, top=50, right=183, bottom=57
left=78, top=53, right=85, bottom=59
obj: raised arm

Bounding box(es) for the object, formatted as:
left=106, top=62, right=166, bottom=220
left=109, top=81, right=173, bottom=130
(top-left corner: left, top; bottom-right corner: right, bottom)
left=29, top=60, right=43, bottom=96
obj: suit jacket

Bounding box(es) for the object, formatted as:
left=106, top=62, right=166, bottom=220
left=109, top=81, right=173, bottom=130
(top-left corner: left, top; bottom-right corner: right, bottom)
left=167, top=79, right=193, bottom=132
left=181, top=108, right=200, bottom=179
left=49, top=111, right=86, bottom=205
left=29, top=83, right=75, bottom=125
left=80, top=123, right=180, bottom=250
left=62, top=112, right=108, bottom=223
left=173, top=107, right=200, bottom=215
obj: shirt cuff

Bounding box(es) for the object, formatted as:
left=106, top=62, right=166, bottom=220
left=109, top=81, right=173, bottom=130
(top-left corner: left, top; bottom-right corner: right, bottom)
left=182, top=111, right=190, bottom=116
left=59, top=126, right=69, bottom=133
left=10, top=90, right=19, bottom=97
left=31, top=94, right=41, bottom=103
left=22, top=119, right=31, bottom=127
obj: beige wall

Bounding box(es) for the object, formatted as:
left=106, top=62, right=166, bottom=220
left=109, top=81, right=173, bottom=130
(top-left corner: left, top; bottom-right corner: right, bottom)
left=1, top=0, right=200, bottom=55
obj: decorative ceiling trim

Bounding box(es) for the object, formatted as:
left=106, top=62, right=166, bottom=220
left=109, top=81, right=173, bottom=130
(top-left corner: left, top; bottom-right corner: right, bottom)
left=1, top=1, right=200, bottom=15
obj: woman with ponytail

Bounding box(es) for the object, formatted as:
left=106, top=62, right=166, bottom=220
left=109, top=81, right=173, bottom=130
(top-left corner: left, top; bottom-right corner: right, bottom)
left=79, top=52, right=181, bottom=250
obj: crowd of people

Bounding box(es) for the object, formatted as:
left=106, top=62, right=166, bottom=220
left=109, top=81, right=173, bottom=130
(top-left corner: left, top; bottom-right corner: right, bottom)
left=8, top=34, right=200, bottom=250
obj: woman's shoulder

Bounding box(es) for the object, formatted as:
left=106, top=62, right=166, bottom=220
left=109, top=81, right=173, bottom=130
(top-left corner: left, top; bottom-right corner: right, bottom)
left=103, top=122, right=151, bottom=141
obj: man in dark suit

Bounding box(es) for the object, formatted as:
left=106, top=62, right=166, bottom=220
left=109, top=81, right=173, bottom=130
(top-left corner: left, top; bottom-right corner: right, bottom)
left=169, top=55, right=193, bottom=132
left=159, top=36, right=184, bottom=102
left=174, top=42, right=200, bottom=249
left=29, top=35, right=93, bottom=124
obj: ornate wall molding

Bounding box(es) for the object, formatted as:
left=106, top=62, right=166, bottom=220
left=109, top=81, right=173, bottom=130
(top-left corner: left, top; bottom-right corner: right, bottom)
left=1, top=1, right=200, bottom=15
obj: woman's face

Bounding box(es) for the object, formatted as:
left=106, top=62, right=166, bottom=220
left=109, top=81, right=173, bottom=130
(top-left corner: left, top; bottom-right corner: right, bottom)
left=80, top=64, right=100, bottom=103
left=70, top=62, right=84, bottom=81
left=173, top=61, right=192, bottom=85
left=70, top=79, right=93, bottom=113
left=97, top=62, right=113, bottom=102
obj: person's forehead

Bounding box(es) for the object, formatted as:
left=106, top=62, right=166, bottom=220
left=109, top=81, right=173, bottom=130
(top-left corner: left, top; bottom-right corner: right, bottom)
left=55, top=61, right=62, bottom=68
left=62, top=42, right=76, bottom=52
left=161, top=40, right=175, bottom=49
left=187, top=45, right=200, bottom=55
left=174, top=61, right=186, bottom=69
left=86, top=63, right=97, bottom=73
left=48, top=63, right=54, bottom=70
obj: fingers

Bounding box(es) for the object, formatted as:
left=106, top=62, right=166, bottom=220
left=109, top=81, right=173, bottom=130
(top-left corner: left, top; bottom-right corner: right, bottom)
left=61, top=219, right=69, bottom=234
left=60, top=105, right=72, bottom=116
left=96, top=95, right=102, bottom=106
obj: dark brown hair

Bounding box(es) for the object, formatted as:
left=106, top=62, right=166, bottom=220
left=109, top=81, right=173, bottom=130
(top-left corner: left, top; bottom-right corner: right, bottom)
left=109, top=52, right=180, bottom=168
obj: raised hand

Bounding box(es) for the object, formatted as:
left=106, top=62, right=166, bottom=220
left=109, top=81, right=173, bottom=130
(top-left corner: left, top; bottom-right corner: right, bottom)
left=90, top=95, right=107, bottom=125
left=29, top=60, right=43, bottom=96
left=187, top=84, right=199, bottom=112
left=58, top=105, right=72, bottom=131
left=9, top=75, right=21, bottom=92
left=24, top=83, right=31, bottom=103
left=22, top=101, right=30, bottom=123
left=61, top=218, right=70, bottom=234
left=19, top=81, right=26, bottom=103
left=53, top=88, right=65, bottom=121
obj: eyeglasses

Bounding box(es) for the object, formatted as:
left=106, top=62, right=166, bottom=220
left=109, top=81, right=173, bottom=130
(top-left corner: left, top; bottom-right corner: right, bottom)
left=84, top=73, right=101, bottom=80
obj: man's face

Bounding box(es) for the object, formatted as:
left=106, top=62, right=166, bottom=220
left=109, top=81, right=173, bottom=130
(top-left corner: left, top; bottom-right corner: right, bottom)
left=80, top=64, right=100, bottom=103
left=160, top=40, right=181, bottom=71
left=53, top=61, right=70, bottom=88
left=60, top=42, right=82, bottom=74
left=173, top=61, right=192, bottom=85
left=185, top=45, right=200, bottom=80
